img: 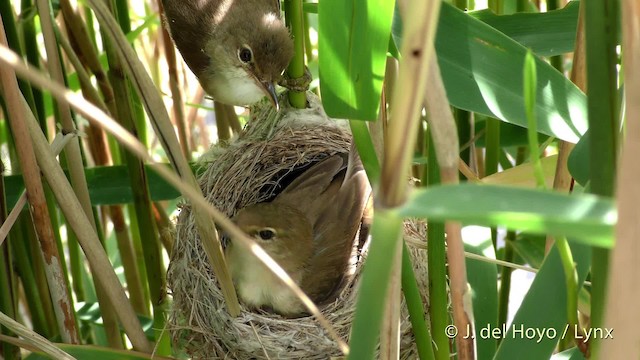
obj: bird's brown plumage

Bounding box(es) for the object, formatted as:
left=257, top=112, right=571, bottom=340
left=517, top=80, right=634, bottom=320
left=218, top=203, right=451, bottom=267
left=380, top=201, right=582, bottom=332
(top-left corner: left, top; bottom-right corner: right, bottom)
left=162, top=0, right=293, bottom=105
left=227, top=150, right=370, bottom=316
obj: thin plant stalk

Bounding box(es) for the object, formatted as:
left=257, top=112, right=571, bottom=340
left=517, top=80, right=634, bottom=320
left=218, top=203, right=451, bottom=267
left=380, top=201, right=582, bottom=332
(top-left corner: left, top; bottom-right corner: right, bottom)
left=401, top=243, right=435, bottom=360
left=214, top=102, right=233, bottom=143
left=547, top=0, right=564, bottom=74
left=497, top=231, right=514, bottom=340
left=36, top=0, right=125, bottom=345
left=284, top=0, right=307, bottom=108
left=100, top=1, right=169, bottom=350
left=85, top=0, right=242, bottom=315
left=0, top=17, right=79, bottom=343
left=452, top=0, right=473, bottom=176
left=424, top=134, right=450, bottom=360
left=0, top=0, right=38, bottom=115
left=380, top=240, right=402, bottom=360
left=36, top=0, right=122, bottom=347
left=20, top=93, right=153, bottom=352
left=157, top=0, right=190, bottom=160
left=486, top=0, right=504, bottom=254
left=348, top=0, right=444, bottom=357
left=546, top=1, right=585, bottom=253
left=600, top=1, right=640, bottom=358
left=524, top=50, right=579, bottom=345
left=20, top=0, right=47, bottom=126
left=11, top=221, right=52, bottom=336
left=55, top=20, right=148, bottom=314
left=424, top=53, right=474, bottom=359
left=0, top=163, right=18, bottom=360
left=584, top=0, right=619, bottom=356
left=303, top=0, right=314, bottom=62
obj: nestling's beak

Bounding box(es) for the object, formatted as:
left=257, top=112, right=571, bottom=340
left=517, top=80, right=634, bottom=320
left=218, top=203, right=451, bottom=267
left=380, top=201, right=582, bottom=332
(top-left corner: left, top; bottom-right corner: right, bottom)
left=260, top=81, right=280, bottom=111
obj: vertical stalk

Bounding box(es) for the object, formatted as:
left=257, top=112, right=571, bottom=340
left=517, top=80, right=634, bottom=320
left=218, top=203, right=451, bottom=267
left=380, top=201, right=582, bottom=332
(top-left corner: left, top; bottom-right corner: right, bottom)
left=599, top=1, right=640, bottom=358
left=103, top=0, right=170, bottom=353
left=0, top=160, right=18, bottom=360
left=35, top=0, right=122, bottom=346
left=453, top=0, right=472, bottom=179
left=487, top=0, right=504, bottom=254
left=0, top=0, right=37, bottom=115
left=497, top=231, right=514, bottom=338
left=303, top=0, right=314, bottom=61
left=157, top=0, right=190, bottom=160
left=12, top=218, right=52, bottom=336
left=348, top=0, right=443, bottom=357
left=284, top=0, right=307, bottom=108
left=21, top=0, right=47, bottom=127
left=584, top=0, right=619, bottom=356
left=425, top=54, right=474, bottom=360
left=547, top=1, right=585, bottom=253
left=401, top=243, right=435, bottom=360
left=547, top=0, right=564, bottom=74
left=214, top=102, right=233, bottom=143
left=55, top=11, right=147, bottom=313
left=526, top=49, right=581, bottom=352
left=424, top=132, right=450, bottom=360
left=497, top=148, right=524, bottom=327
left=0, top=16, right=79, bottom=343
left=23, top=95, right=153, bottom=352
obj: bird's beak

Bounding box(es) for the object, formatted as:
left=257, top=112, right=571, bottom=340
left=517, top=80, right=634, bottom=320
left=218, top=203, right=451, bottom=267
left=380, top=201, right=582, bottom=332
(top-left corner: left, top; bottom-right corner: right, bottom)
left=260, top=81, right=280, bottom=111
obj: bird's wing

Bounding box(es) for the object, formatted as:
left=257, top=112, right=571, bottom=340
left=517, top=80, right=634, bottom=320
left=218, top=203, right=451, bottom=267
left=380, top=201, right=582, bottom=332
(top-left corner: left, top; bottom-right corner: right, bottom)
left=301, top=146, right=371, bottom=303
left=275, top=154, right=346, bottom=209
left=161, top=0, right=219, bottom=75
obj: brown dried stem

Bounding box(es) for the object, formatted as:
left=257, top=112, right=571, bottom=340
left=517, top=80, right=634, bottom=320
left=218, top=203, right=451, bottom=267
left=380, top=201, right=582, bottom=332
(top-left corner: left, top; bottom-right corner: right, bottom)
left=424, top=53, right=474, bottom=359
left=599, top=0, right=640, bottom=358
left=157, top=0, right=190, bottom=160
left=0, top=16, right=79, bottom=344
left=545, top=2, right=585, bottom=253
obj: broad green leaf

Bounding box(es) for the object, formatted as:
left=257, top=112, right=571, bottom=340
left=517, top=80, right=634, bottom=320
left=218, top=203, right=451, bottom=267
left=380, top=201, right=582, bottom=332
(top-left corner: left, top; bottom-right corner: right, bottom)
left=318, top=0, right=395, bottom=120
left=26, top=344, right=172, bottom=360
left=494, top=241, right=591, bottom=359
left=392, top=3, right=587, bottom=143
left=470, top=1, right=579, bottom=57
left=4, top=163, right=191, bottom=208
left=400, top=184, right=615, bottom=248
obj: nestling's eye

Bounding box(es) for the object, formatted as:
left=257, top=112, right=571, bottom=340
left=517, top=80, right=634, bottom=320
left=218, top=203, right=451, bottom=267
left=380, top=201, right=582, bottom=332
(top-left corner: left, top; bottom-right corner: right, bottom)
left=238, top=47, right=253, bottom=63
left=258, top=228, right=276, bottom=241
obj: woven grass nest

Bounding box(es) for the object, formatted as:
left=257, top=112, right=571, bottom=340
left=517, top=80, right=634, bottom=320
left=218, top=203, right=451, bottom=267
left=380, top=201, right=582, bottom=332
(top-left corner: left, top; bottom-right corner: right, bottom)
left=168, top=93, right=429, bottom=359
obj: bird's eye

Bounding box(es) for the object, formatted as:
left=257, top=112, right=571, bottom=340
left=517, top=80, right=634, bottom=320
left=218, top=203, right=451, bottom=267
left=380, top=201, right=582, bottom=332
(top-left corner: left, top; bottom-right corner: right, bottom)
left=238, top=47, right=253, bottom=63
left=258, top=228, right=276, bottom=241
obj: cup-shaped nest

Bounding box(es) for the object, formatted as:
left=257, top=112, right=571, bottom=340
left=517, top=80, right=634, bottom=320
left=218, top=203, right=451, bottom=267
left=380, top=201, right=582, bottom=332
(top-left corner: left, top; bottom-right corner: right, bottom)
left=168, top=94, right=429, bottom=359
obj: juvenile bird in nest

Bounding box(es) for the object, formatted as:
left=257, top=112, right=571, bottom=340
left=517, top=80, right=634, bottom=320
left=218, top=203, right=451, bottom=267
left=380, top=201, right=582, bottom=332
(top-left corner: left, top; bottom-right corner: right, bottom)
left=225, top=150, right=370, bottom=317
left=162, top=0, right=294, bottom=108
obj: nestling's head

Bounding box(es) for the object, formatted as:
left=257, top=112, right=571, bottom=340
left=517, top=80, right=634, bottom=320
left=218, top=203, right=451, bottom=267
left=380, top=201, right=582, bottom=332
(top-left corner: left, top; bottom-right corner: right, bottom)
left=227, top=202, right=313, bottom=268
